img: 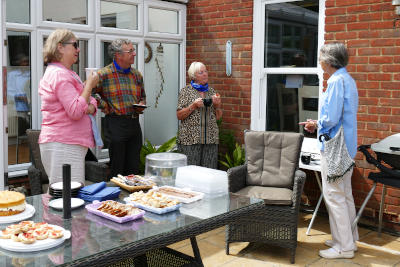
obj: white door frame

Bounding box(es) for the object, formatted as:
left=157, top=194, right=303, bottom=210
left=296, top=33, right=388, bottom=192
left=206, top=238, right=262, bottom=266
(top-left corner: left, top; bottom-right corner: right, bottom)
left=251, top=0, right=325, bottom=131
left=0, top=0, right=6, bottom=190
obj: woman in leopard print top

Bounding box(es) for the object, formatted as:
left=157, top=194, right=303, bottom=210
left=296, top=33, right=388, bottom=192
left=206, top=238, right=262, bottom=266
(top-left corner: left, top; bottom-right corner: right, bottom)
left=176, top=62, right=222, bottom=169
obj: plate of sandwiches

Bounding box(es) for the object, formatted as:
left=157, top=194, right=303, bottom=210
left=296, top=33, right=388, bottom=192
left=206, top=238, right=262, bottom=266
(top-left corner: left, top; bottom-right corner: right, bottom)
left=150, top=186, right=204, bottom=204
left=0, top=221, right=71, bottom=252
left=111, top=174, right=156, bottom=192
left=0, top=191, right=36, bottom=224
left=124, top=190, right=181, bottom=214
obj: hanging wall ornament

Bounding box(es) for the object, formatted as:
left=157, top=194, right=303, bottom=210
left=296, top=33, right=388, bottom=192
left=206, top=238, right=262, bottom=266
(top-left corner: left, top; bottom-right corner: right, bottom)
left=154, top=43, right=165, bottom=108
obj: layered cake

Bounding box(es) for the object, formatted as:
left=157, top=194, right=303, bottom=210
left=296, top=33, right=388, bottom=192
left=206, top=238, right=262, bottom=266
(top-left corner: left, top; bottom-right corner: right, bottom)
left=0, top=191, right=26, bottom=216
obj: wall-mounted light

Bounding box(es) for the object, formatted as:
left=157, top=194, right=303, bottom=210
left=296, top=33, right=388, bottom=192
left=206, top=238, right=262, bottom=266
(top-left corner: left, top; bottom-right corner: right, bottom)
left=226, top=40, right=232, bottom=77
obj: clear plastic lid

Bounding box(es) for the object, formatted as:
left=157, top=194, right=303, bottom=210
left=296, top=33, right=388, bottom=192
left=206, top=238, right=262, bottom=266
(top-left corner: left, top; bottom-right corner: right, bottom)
left=145, top=152, right=187, bottom=168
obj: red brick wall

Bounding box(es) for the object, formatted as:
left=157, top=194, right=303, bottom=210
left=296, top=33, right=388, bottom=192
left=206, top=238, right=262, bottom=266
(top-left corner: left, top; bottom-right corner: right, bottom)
left=186, top=0, right=400, bottom=231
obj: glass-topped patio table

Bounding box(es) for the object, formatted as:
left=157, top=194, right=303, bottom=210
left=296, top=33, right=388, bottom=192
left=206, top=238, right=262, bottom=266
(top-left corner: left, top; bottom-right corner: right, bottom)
left=0, top=192, right=264, bottom=267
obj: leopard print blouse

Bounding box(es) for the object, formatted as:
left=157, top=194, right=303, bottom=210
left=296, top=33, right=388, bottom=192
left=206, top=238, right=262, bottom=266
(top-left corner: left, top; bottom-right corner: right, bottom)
left=177, top=85, right=219, bottom=145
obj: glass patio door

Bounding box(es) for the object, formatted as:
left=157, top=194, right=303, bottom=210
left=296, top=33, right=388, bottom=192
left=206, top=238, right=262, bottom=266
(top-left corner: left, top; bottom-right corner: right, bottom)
left=251, top=0, right=324, bottom=137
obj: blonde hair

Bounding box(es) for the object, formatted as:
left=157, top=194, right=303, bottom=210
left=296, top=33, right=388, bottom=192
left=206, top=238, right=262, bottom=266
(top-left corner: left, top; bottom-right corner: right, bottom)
left=43, top=29, right=77, bottom=64
left=187, top=61, right=206, bottom=80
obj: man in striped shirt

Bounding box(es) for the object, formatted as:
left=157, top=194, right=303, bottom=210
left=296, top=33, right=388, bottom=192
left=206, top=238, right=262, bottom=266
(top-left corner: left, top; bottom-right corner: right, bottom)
left=95, top=39, right=146, bottom=178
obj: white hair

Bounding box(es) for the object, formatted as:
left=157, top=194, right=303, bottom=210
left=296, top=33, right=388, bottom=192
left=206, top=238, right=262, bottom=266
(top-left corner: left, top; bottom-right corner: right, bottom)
left=187, top=61, right=206, bottom=80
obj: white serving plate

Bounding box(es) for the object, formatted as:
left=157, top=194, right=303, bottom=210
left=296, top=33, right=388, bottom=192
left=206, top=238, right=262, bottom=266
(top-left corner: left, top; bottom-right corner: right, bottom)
left=49, top=198, right=85, bottom=210
left=0, top=224, right=71, bottom=252
left=150, top=186, right=204, bottom=204
left=0, top=204, right=36, bottom=224
left=50, top=181, right=82, bottom=190
left=124, top=197, right=181, bottom=214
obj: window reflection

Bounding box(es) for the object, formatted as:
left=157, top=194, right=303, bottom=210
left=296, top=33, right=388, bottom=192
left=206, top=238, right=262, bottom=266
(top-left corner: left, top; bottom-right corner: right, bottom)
left=6, top=0, right=30, bottom=24
left=264, top=1, right=319, bottom=68
left=100, top=1, right=138, bottom=30
left=7, top=31, right=31, bottom=165
left=43, top=0, right=87, bottom=24
left=148, top=8, right=179, bottom=34
left=266, top=74, right=318, bottom=138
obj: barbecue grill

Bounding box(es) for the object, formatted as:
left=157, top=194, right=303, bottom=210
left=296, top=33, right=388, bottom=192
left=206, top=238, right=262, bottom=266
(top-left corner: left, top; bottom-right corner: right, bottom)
left=354, top=134, right=400, bottom=235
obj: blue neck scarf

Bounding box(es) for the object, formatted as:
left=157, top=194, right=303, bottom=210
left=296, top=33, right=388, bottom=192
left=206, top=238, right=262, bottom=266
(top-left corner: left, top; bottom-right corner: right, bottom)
left=113, top=60, right=131, bottom=74
left=191, top=80, right=209, bottom=92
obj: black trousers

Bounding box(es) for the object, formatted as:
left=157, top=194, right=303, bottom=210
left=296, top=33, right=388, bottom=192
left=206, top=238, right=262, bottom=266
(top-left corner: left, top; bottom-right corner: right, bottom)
left=105, top=115, right=142, bottom=178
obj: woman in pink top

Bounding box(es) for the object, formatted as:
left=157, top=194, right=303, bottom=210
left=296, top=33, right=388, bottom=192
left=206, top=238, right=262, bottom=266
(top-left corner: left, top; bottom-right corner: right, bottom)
left=39, top=29, right=99, bottom=186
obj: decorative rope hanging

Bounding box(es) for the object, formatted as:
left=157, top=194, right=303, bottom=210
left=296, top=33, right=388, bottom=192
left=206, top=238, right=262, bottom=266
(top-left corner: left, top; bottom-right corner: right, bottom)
left=154, top=43, right=165, bottom=108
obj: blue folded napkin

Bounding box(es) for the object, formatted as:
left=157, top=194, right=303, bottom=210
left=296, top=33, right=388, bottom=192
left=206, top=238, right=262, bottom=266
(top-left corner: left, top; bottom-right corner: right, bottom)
left=79, top=181, right=106, bottom=195
left=78, top=187, right=121, bottom=202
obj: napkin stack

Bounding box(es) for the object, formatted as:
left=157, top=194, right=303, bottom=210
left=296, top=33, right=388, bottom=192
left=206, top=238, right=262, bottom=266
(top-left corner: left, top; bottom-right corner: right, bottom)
left=78, top=182, right=120, bottom=202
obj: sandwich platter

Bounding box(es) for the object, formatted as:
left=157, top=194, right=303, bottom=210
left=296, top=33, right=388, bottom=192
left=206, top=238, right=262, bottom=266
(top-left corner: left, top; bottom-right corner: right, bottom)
left=0, top=224, right=71, bottom=252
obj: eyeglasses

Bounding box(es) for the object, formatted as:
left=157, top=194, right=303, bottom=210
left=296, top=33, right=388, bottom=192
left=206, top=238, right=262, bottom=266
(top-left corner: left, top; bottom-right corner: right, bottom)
left=63, top=41, right=79, bottom=49
left=120, top=49, right=135, bottom=54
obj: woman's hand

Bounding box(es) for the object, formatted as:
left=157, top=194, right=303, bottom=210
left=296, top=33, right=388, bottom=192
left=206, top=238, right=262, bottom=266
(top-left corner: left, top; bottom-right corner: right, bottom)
left=212, top=93, right=221, bottom=108
left=299, top=119, right=317, bottom=133
left=193, top=98, right=204, bottom=109
left=86, top=71, right=99, bottom=89
left=86, top=103, right=96, bottom=114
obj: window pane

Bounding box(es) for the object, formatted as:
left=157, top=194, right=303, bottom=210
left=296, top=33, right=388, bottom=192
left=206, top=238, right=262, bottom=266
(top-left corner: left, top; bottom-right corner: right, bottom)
left=101, top=1, right=138, bottom=30
left=43, top=0, right=87, bottom=24
left=144, top=43, right=179, bottom=145
left=6, top=0, right=30, bottom=24
left=7, top=31, right=31, bottom=165
left=148, top=8, right=179, bottom=34
left=266, top=74, right=318, bottom=138
left=264, top=1, right=319, bottom=67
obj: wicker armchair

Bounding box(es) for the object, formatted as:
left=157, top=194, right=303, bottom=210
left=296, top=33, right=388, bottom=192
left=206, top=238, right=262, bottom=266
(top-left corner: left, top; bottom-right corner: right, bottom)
left=26, top=129, right=110, bottom=195
left=226, top=131, right=306, bottom=264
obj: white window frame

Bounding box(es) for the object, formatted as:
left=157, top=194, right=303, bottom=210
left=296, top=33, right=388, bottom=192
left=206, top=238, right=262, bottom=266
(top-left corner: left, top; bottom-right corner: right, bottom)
left=144, top=0, right=185, bottom=41
left=96, top=0, right=143, bottom=36
left=37, top=0, right=95, bottom=32
left=251, top=0, right=325, bottom=131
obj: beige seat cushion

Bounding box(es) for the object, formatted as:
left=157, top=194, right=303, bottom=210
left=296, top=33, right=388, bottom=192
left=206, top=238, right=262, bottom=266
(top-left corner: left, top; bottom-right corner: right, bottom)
left=236, top=185, right=293, bottom=205
left=245, top=131, right=303, bottom=188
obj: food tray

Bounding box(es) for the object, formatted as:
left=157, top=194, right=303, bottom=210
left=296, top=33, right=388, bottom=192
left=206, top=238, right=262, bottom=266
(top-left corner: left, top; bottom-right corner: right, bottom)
left=0, top=224, right=71, bottom=252
left=124, top=197, right=182, bottom=214
left=110, top=178, right=155, bottom=192
left=85, top=201, right=145, bottom=224
left=150, top=186, right=204, bottom=204
left=86, top=212, right=145, bottom=232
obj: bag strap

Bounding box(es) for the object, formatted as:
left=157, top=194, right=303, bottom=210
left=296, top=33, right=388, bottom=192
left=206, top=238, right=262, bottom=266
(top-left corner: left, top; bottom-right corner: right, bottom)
left=319, top=76, right=346, bottom=142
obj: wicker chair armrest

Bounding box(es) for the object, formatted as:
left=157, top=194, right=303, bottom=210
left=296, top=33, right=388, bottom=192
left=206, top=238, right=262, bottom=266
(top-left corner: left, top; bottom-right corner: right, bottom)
left=227, top=164, right=247, bottom=193
left=28, top=165, right=43, bottom=196
left=85, top=161, right=110, bottom=183
left=291, top=169, right=306, bottom=208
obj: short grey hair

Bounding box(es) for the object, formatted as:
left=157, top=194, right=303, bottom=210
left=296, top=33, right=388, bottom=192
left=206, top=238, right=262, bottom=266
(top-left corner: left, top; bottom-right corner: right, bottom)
left=108, top=39, right=133, bottom=59
left=188, top=61, right=206, bottom=80
left=319, top=43, right=349, bottom=69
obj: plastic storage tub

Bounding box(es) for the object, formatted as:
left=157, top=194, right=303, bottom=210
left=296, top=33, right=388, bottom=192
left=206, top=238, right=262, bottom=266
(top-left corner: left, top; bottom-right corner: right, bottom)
left=175, top=165, right=228, bottom=195
left=145, top=153, right=187, bottom=186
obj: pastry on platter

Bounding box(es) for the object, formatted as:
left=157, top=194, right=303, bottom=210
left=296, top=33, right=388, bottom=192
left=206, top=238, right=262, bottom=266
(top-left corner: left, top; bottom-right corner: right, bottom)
left=0, top=221, right=64, bottom=244
left=0, top=191, right=26, bottom=216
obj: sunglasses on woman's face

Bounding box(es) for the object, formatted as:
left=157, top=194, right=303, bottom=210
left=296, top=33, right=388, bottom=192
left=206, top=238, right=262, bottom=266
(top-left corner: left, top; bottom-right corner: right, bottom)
left=62, top=41, right=79, bottom=49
